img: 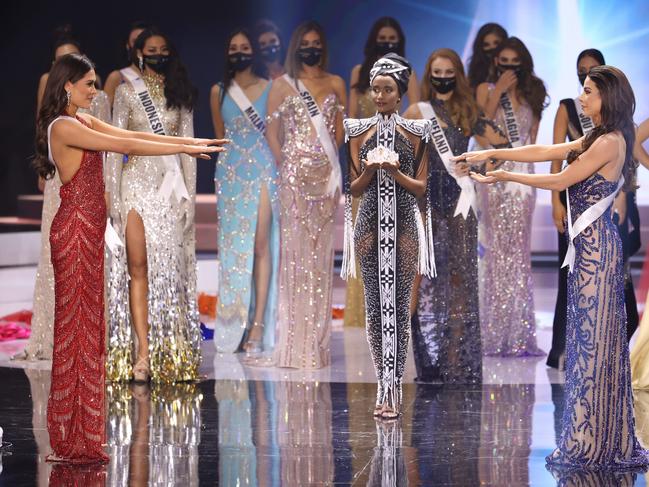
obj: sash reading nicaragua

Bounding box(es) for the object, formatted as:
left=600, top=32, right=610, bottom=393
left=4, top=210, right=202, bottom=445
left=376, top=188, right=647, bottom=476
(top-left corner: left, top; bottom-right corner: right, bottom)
left=563, top=175, right=624, bottom=273
left=227, top=80, right=265, bottom=134
left=282, top=74, right=341, bottom=197
left=499, top=91, right=532, bottom=196
left=120, top=67, right=189, bottom=203
left=417, top=101, right=476, bottom=218
left=573, top=97, right=594, bottom=135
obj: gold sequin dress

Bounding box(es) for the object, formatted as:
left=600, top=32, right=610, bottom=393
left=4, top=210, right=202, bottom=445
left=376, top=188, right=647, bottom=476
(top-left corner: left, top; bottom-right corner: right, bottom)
left=106, top=74, right=201, bottom=382
left=16, top=91, right=111, bottom=361
left=271, top=92, right=341, bottom=369
left=343, top=90, right=372, bottom=328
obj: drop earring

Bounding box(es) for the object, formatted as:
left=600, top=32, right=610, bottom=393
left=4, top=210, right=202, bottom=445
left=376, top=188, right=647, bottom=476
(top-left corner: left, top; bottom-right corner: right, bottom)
left=138, top=56, right=144, bottom=72
left=66, top=90, right=71, bottom=107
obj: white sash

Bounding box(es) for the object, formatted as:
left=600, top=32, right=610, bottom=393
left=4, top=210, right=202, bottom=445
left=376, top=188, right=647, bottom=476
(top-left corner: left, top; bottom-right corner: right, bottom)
left=499, top=92, right=532, bottom=196
left=227, top=81, right=266, bottom=134
left=47, top=116, right=124, bottom=253
left=418, top=102, right=476, bottom=219
left=282, top=74, right=341, bottom=197
left=573, top=97, right=594, bottom=135
left=120, top=68, right=190, bottom=203
left=563, top=175, right=624, bottom=272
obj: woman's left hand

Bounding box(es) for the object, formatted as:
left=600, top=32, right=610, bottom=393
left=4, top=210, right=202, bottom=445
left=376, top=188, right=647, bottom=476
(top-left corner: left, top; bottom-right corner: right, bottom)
left=452, top=149, right=493, bottom=164
left=470, top=169, right=508, bottom=184
left=192, top=138, right=230, bottom=146
left=381, top=160, right=400, bottom=175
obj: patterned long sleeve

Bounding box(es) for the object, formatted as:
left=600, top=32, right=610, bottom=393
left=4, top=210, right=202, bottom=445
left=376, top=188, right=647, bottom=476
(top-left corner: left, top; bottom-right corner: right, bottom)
left=107, top=84, right=130, bottom=223
left=179, top=107, right=196, bottom=200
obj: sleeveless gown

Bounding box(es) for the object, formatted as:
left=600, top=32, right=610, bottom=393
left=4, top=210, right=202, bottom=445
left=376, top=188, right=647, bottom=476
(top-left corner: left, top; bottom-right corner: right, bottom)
left=546, top=172, right=648, bottom=471
left=47, top=116, right=109, bottom=464
left=214, top=83, right=280, bottom=352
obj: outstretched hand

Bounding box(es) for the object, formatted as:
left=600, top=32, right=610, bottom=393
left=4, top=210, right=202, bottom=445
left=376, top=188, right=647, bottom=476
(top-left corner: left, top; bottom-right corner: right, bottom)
left=192, top=138, right=230, bottom=146
left=184, top=144, right=225, bottom=160
left=470, top=169, right=509, bottom=184
left=452, top=150, right=493, bottom=164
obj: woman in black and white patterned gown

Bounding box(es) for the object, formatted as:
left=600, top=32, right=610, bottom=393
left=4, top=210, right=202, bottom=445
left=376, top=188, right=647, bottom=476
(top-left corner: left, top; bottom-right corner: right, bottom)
left=343, top=53, right=432, bottom=419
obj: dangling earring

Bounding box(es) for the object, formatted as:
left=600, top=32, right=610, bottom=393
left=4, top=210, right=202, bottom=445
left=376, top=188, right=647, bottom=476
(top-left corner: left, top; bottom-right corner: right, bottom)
left=66, top=90, right=71, bottom=107
left=138, top=56, right=144, bottom=72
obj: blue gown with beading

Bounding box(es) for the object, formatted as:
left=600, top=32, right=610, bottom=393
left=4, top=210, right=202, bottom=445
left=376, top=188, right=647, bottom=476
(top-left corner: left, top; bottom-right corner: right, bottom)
left=547, top=172, right=648, bottom=472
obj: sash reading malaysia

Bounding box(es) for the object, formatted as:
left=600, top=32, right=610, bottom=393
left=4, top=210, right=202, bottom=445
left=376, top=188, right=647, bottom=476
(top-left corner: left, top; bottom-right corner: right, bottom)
left=417, top=101, right=476, bottom=218
left=227, top=81, right=265, bottom=134
left=574, top=97, right=594, bottom=135
left=120, top=67, right=190, bottom=203
left=282, top=74, right=341, bottom=197
left=499, top=91, right=532, bottom=196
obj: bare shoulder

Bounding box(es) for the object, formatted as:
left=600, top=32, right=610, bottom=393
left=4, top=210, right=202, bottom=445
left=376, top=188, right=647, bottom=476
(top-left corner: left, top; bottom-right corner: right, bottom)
left=39, top=72, right=49, bottom=87
left=350, top=64, right=361, bottom=81
left=402, top=103, right=422, bottom=119
left=210, top=83, right=221, bottom=97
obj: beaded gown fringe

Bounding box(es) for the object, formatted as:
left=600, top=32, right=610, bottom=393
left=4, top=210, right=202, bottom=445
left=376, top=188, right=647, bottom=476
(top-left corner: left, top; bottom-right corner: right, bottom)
left=106, top=76, right=201, bottom=382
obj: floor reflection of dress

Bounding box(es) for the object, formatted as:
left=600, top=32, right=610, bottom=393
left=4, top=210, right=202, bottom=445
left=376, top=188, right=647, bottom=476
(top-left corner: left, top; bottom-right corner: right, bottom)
left=478, top=384, right=535, bottom=485
left=367, top=421, right=408, bottom=487
left=275, top=381, right=333, bottom=485
left=106, top=383, right=202, bottom=486
left=412, top=384, right=481, bottom=484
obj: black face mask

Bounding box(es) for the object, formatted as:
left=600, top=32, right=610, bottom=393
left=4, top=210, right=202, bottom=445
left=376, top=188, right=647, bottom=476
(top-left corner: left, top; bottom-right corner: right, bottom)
left=430, top=76, right=456, bottom=94
left=578, top=73, right=588, bottom=86
left=483, top=47, right=497, bottom=59
left=229, top=52, right=253, bottom=72
left=261, top=44, right=281, bottom=63
left=297, top=47, right=322, bottom=66
left=498, top=63, right=524, bottom=81
left=375, top=41, right=400, bottom=56
left=143, top=54, right=170, bottom=73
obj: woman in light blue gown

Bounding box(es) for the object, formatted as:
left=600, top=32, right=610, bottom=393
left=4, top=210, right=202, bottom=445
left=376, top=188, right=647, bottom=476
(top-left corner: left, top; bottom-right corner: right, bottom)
left=458, top=65, right=648, bottom=473
left=210, top=29, right=280, bottom=353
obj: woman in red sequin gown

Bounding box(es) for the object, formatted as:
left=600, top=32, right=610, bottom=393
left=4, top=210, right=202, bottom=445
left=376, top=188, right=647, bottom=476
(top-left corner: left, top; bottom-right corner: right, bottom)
left=34, top=53, right=224, bottom=464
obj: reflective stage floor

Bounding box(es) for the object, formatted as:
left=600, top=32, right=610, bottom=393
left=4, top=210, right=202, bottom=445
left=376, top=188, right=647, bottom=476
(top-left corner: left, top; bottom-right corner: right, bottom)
left=1, top=263, right=648, bottom=486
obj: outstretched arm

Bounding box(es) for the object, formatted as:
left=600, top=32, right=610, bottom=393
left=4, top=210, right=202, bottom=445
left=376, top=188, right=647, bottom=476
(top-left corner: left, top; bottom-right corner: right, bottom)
left=471, top=133, right=621, bottom=191
left=455, top=137, right=584, bottom=165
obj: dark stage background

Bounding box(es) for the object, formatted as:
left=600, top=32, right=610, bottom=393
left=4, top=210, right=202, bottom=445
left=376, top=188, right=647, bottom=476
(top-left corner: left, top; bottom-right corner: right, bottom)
left=2, top=0, right=649, bottom=215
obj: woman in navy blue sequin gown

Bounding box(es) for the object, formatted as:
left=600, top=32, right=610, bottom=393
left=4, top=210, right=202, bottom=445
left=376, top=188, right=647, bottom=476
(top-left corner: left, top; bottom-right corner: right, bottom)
left=456, top=65, right=649, bottom=471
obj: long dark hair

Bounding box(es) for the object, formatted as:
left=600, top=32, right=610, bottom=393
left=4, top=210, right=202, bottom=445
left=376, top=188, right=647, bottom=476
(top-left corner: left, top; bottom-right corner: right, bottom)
left=52, top=24, right=81, bottom=58
left=222, top=28, right=265, bottom=91
left=577, top=48, right=605, bottom=68
left=467, top=22, right=507, bottom=89
left=34, top=54, right=95, bottom=179
left=285, top=20, right=329, bottom=79
left=124, top=20, right=151, bottom=63
left=567, top=65, right=636, bottom=184
left=495, top=36, right=548, bottom=120
left=133, top=27, right=196, bottom=110
left=354, top=17, right=406, bottom=94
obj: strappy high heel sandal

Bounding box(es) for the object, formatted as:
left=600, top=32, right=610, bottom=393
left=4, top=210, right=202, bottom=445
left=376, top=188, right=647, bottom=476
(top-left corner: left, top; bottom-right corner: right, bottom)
left=373, top=404, right=384, bottom=418
left=243, top=322, right=264, bottom=355
left=381, top=402, right=401, bottom=420
left=133, top=355, right=150, bottom=383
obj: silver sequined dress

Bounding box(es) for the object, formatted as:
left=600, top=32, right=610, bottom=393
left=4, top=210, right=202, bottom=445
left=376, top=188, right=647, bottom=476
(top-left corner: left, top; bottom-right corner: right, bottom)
left=271, top=93, right=341, bottom=369
left=477, top=87, right=544, bottom=357
left=106, top=74, right=201, bottom=382
left=18, top=91, right=111, bottom=361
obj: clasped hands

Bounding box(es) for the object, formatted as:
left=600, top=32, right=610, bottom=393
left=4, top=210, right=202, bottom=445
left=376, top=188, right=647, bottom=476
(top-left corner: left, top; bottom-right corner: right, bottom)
left=362, top=159, right=400, bottom=175
left=452, top=150, right=508, bottom=184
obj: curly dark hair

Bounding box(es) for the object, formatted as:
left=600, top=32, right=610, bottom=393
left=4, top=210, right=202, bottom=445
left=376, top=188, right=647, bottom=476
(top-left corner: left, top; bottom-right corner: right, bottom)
left=567, top=65, right=636, bottom=185
left=133, top=27, right=196, bottom=110
left=467, top=22, right=508, bottom=89
left=34, top=53, right=95, bottom=179
left=494, top=36, right=548, bottom=120
left=353, top=17, right=406, bottom=94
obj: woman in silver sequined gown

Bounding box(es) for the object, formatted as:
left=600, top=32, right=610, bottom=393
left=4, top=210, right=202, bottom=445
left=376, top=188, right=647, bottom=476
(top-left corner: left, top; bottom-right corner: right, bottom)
left=265, top=21, right=346, bottom=369
left=475, top=38, right=545, bottom=357
left=463, top=66, right=649, bottom=472
left=107, top=29, right=202, bottom=382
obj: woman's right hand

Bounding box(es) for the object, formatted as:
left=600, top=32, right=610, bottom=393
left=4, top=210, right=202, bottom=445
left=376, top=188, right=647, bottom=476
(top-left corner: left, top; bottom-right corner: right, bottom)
left=182, top=144, right=225, bottom=160
left=494, top=70, right=517, bottom=94
left=363, top=159, right=381, bottom=173
left=551, top=195, right=567, bottom=233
